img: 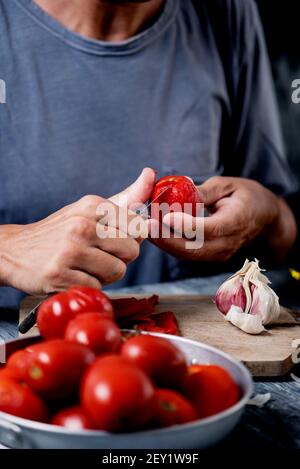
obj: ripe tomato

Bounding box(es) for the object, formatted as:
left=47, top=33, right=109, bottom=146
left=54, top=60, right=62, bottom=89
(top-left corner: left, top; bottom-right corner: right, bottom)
left=20, top=340, right=95, bottom=399
left=65, top=313, right=121, bottom=355
left=121, top=335, right=187, bottom=388
left=37, top=286, right=114, bottom=339
left=0, top=377, right=48, bottom=422
left=184, top=364, right=240, bottom=418
left=81, top=355, right=155, bottom=431
left=152, top=389, right=198, bottom=427
left=150, top=175, right=201, bottom=218
left=0, top=367, right=22, bottom=381
left=6, top=348, right=33, bottom=381
left=51, top=406, right=94, bottom=431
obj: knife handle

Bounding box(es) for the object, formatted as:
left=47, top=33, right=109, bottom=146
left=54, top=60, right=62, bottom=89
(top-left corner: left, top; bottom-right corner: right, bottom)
left=18, top=308, right=38, bottom=334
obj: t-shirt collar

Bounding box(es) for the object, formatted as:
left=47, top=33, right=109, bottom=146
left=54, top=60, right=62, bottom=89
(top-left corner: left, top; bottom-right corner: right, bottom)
left=13, top=0, right=179, bottom=56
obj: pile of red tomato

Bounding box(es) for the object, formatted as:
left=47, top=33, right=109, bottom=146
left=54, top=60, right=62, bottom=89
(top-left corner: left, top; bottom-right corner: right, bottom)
left=0, top=286, right=240, bottom=432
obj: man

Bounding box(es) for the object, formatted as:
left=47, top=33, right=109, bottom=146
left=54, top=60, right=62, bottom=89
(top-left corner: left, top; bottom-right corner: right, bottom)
left=0, top=0, right=297, bottom=308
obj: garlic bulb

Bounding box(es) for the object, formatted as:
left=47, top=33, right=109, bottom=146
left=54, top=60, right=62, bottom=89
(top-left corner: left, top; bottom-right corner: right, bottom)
left=215, top=259, right=280, bottom=334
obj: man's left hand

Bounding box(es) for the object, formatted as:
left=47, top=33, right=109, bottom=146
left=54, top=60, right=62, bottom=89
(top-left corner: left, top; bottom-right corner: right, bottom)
left=148, top=176, right=297, bottom=262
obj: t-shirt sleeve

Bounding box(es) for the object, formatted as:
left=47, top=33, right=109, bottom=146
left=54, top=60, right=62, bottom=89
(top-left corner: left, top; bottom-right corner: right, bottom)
left=224, top=0, right=297, bottom=196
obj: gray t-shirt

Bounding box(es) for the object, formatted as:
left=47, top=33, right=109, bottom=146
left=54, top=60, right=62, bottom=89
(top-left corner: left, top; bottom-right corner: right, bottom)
left=0, top=0, right=296, bottom=307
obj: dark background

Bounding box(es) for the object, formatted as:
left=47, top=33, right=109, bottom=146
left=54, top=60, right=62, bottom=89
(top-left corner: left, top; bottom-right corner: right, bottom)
left=256, top=0, right=300, bottom=183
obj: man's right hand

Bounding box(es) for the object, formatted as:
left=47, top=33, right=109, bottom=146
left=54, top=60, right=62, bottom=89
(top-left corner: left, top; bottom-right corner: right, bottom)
left=0, top=168, right=155, bottom=295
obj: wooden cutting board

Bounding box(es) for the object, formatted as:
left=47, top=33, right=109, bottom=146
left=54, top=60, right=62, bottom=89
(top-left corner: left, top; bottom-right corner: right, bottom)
left=19, top=294, right=300, bottom=377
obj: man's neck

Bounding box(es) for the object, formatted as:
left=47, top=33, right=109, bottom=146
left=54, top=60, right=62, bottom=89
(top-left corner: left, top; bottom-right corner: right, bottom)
left=34, top=0, right=165, bottom=42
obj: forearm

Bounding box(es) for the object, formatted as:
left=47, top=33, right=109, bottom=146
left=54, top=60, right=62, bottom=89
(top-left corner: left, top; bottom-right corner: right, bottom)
left=0, top=224, right=23, bottom=288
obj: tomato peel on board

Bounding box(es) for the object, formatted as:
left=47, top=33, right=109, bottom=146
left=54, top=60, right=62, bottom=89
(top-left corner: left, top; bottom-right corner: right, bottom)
left=111, top=295, right=158, bottom=319
left=112, top=295, right=179, bottom=335
left=137, top=312, right=179, bottom=335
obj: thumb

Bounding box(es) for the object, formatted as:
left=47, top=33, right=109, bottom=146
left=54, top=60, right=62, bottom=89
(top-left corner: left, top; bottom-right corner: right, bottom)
left=110, top=167, right=156, bottom=209
left=197, top=176, right=236, bottom=206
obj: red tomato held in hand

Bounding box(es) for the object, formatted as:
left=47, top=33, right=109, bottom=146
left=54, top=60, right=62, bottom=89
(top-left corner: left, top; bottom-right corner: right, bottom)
left=37, top=286, right=114, bottom=339
left=81, top=355, right=155, bottom=432
left=121, top=335, right=187, bottom=388
left=184, top=365, right=240, bottom=418
left=0, top=377, right=48, bottom=422
left=150, top=175, right=201, bottom=218
left=65, top=313, right=121, bottom=355
left=152, top=389, right=198, bottom=428
left=21, top=340, right=95, bottom=399
left=51, top=406, right=94, bottom=431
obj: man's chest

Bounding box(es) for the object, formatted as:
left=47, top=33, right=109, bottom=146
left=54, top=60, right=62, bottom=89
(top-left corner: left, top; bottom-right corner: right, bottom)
left=0, top=36, right=228, bottom=223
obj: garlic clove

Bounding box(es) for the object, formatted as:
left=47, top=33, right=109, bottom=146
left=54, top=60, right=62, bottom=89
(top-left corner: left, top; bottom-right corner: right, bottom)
left=225, top=306, right=266, bottom=335
left=215, top=276, right=246, bottom=315
left=250, top=283, right=280, bottom=325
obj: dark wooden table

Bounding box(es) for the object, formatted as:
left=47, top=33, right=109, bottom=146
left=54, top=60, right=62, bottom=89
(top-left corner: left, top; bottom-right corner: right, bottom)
left=1, top=270, right=300, bottom=449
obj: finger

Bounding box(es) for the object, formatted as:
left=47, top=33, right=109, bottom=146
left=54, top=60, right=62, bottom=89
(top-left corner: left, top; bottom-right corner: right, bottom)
left=66, top=195, right=138, bottom=227
left=110, top=167, right=156, bottom=209
left=96, top=202, right=148, bottom=243
left=161, top=197, right=242, bottom=241
left=162, top=212, right=204, bottom=239
left=148, top=220, right=235, bottom=262
left=69, top=195, right=106, bottom=220
left=95, top=225, right=140, bottom=263
left=68, top=197, right=148, bottom=242
left=54, top=193, right=150, bottom=243
left=72, top=247, right=127, bottom=285
left=148, top=225, right=189, bottom=258
left=147, top=219, right=204, bottom=257
left=197, top=176, right=236, bottom=206
left=203, top=203, right=243, bottom=239
left=52, top=271, right=102, bottom=292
